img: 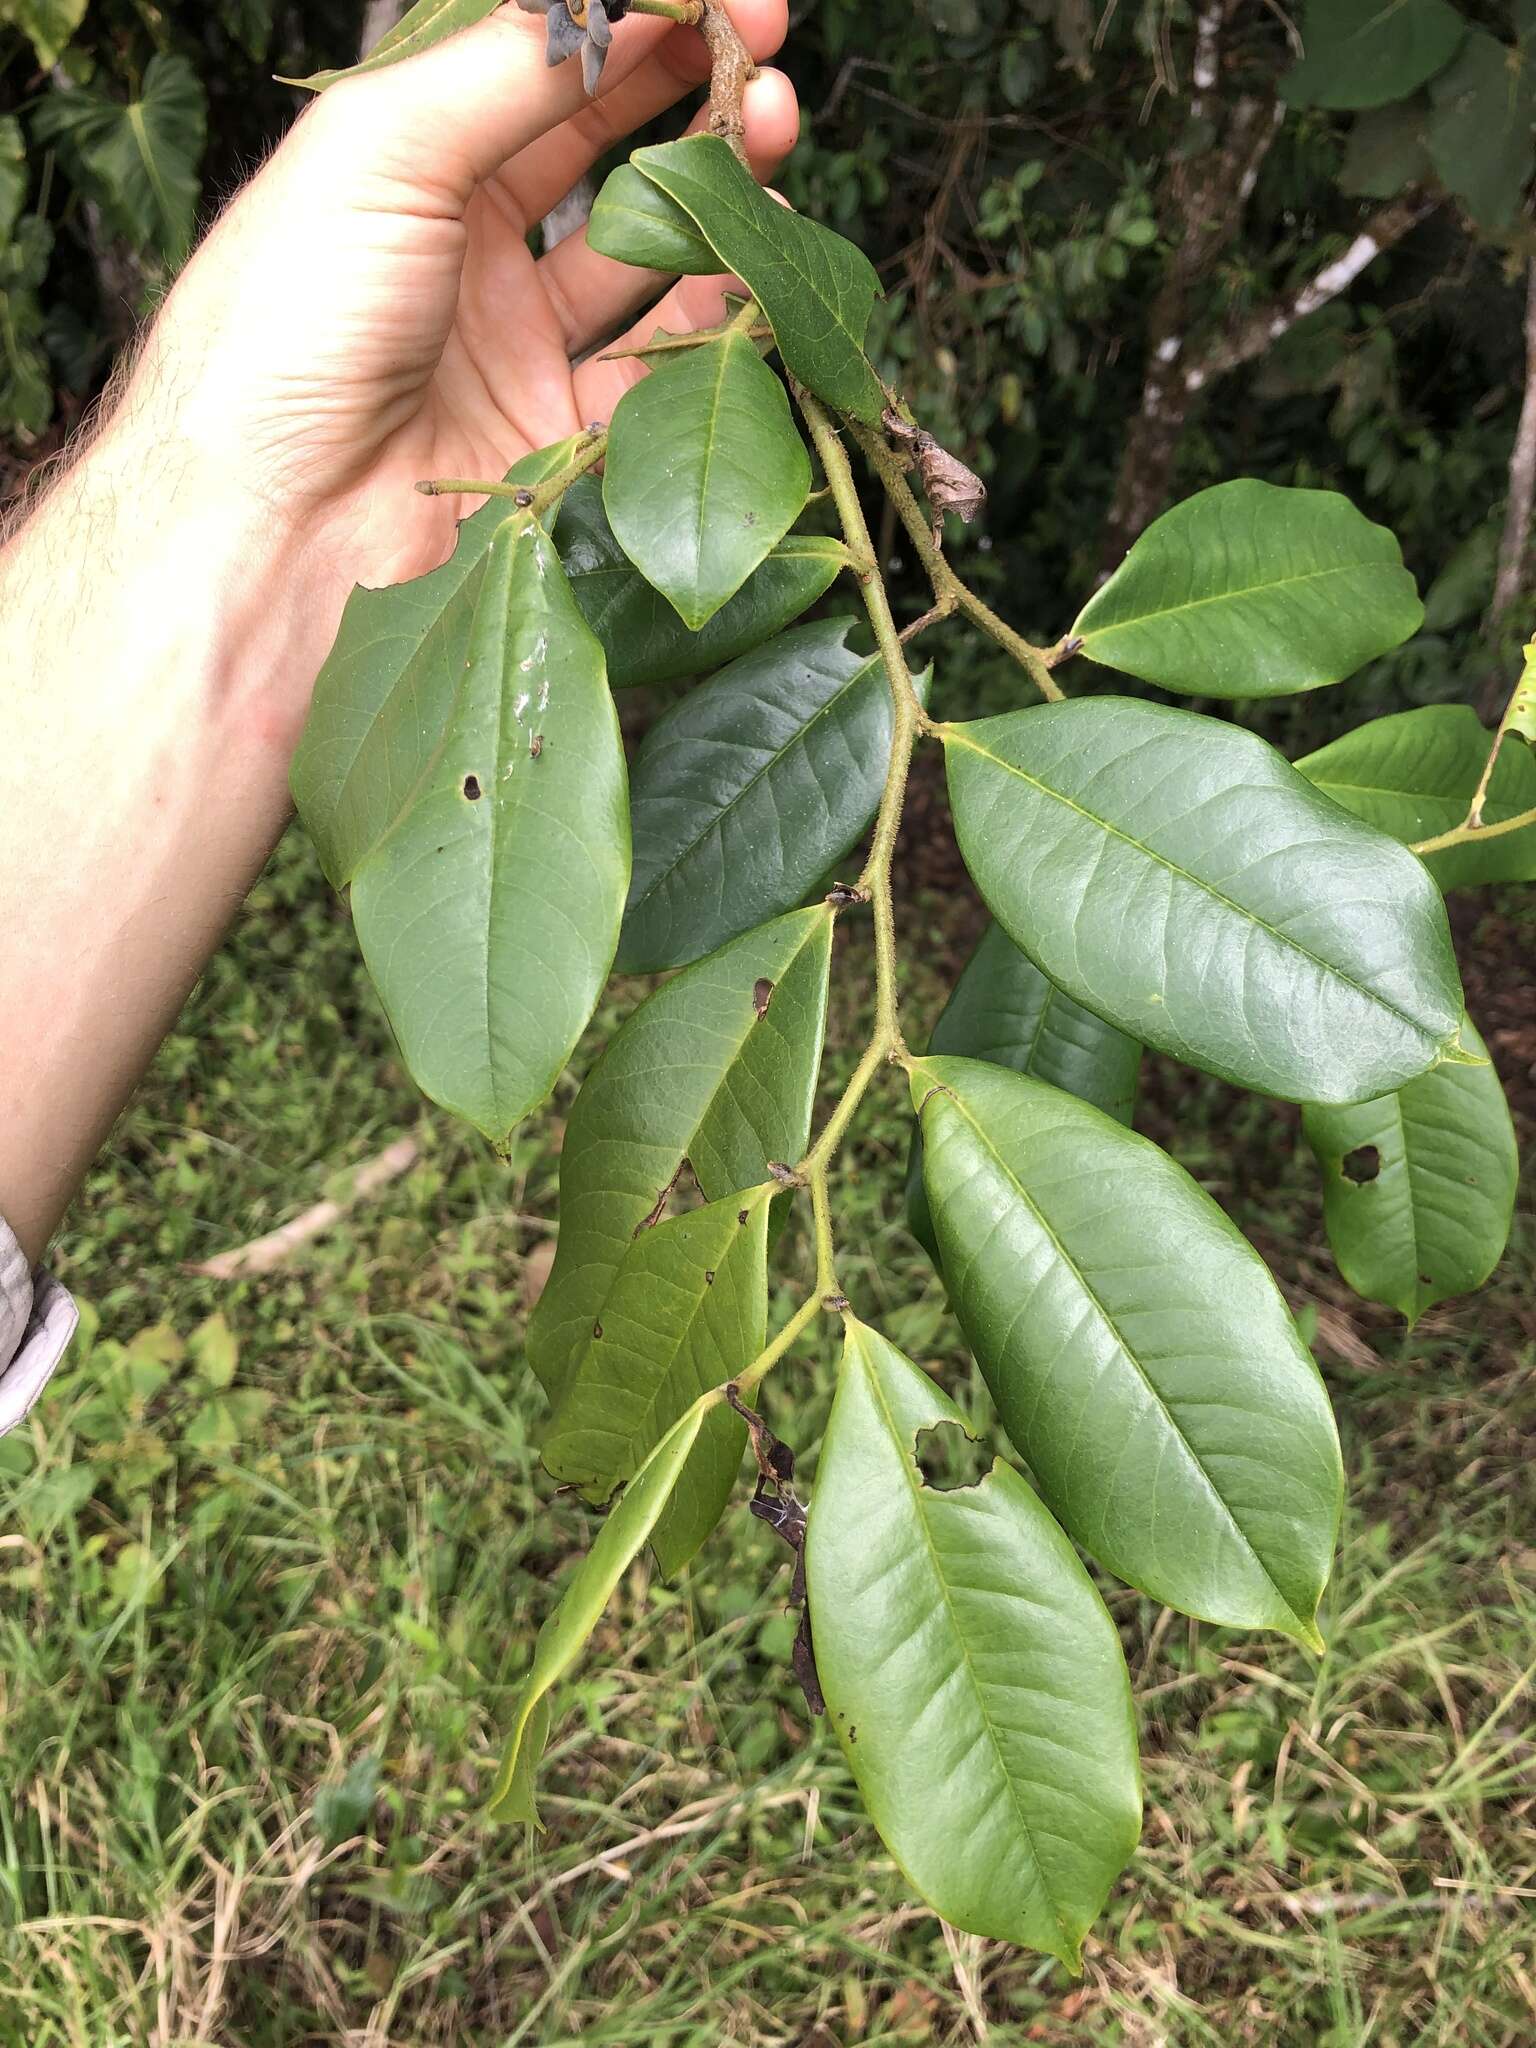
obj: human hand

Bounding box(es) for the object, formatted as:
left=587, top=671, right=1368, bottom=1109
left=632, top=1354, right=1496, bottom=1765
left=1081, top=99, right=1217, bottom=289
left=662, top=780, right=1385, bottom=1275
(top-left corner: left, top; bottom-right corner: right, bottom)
left=116, top=1, right=797, bottom=596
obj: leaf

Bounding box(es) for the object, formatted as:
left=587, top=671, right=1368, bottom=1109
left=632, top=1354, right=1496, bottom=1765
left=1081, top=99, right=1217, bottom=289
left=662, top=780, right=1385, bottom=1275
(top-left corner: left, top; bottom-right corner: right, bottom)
left=1303, top=1012, right=1518, bottom=1326
left=1339, top=98, right=1437, bottom=198
left=943, top=697, right=1466, bottom=1105
left=1297, top=705, right=1536, bottom=888
left=189, top=1313, right=238, bottom=1390
left=618, top=619, right=932, bottom=974
left=1280, top=0, right=1466, bottom=111
left=0, top=215, right=52, bottom=437
left=546, top=1190, right=771, bottom=1576
left=556, top=476, right=844, bottom=689
left=0, top=114, right=27, bottom=242
left=1428, top=29, right=1536, bottom=231
left=0, top=0, right=89, bottom=69
left=905, top=923, right=1140, bottom=1258
left=281, top=0, right=500, bottom=88
left=629, top=135, right=888, bottom=423
left=603, top=327, right=811, bottom=629
left=588, top=163, right=721, bottom=274
left=32, top=56, right=207, bottom=265
left=315, top=1755, right=381, bottom=1848
left=488, top=1400, right=708, bottom=1825
left=913, top=1057, right=1343, bottom=1645
left=1074, top=482, right=1423, bottom=698
left=292, top=510, right=628, bottom=1144
left=804, top=1321, right=1142, bottom=1964
left=528, top=908, right=832, bottom=1408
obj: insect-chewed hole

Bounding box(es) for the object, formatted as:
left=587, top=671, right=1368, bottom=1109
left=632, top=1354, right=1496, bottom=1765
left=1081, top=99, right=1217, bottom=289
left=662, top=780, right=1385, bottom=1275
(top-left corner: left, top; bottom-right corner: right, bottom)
left=1341, top=1145, right=1382, bottom=1186
left=913, top=1420, right=988, bottom=1493
left=462, top=774, right=483, bottom=802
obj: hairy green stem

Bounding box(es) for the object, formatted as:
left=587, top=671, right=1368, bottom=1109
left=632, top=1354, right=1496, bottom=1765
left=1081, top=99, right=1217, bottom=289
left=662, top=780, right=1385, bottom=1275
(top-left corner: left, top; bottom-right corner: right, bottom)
left=629, top=0, right=704, bottom=21
left=850, top=421, right=1065, bottom=703
left=1411, top=800, right=1536, bottom=856
left=1411, top=643, right=1536, bottom=854
left=416, top=428, right=608, bottom=520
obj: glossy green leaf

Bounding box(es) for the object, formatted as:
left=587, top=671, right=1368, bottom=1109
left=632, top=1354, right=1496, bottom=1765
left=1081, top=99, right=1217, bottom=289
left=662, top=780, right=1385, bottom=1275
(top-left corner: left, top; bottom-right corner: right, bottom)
left=603, top=328, right=811, bottom=629
left=488, top=1399, right=708, bottom=1824
left=528, top=908, right=832, bottom=1407
left=292, top=510, right=628, bottom=1143
left=906, top=923, right=1140, bottom=1259
left=1297, top=705, right=1536, bottom=889
left=1303, top=1013, right=1518, bottom=1326
left=547, top=1190, right=770, bottom=1576
left=32, top=55, right=206, bottom=264
left=1428, top=29, right=1536, bottom=231
left=629, top=135, right=888, bottom=423
left=913, top=1057, right=1343, bottom=1644
left=619, top=619, right=932, bottom=974
left=943, top=697, right=1466, bottom=1105
left=556, top=476, right=844, bottom=689
left=805, top=1321, right=1141, bottom=1964
left=588, top=162, right=721, bottom=274
left=1074, top=482, right=1423, bottom=698
left=1280, top=0, right=1465, bottom=110
left=282, top=0, right=499, bottom=88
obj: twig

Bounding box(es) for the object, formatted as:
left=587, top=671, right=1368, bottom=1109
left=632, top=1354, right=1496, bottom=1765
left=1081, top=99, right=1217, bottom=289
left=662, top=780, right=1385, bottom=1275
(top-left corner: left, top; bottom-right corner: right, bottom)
left=186, top=1138, right=421, bottom=1280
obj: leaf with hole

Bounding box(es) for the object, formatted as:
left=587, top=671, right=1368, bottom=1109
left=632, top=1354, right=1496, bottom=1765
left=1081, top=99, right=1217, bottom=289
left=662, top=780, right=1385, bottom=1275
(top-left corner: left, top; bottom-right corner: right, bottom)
left=488, top=1399, right=708, bottom=1824
left=1073, top=482, right=1423, bottom=698
left=556, top=476, right=844, bottom=689
left=1303, top=1013, right=1517, bottom=1326
left=603, top=326, right=811, bottom=629
left=905, top=924, right=1140, bottom=1260
left=281, top=0, right=501, bottom=88
left=528, top=908, right=832, bottom=1407
left=589, top=162, right=722, bottom=274
left=913, top=1057, right=1343, bottom=1644
left=628, top=134, right=888, bottom=422
left=618, top=618, right=932, bottom=974
left=944, top=697, right=1466, bottom=1104
left=291, top=504, right=628, bottom=1144
left=547, top=1189, right=770, bottom=1575
left=1297, top=705, right=1536, bottom=889
left=1280, top=0, right=1465, bottom=110
left=805, top=1320, right=1142, bottom=1964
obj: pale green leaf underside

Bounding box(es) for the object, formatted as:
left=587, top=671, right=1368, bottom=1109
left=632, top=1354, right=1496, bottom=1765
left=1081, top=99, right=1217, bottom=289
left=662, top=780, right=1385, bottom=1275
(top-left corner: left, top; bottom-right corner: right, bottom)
left=546, top=1191, right=770, bottom=1577
left=488, top=1400, right=707, bottom=1824
left=944, top=697, right=1465, bottom=1105
left=619, top=618, right=932, bottom=974
left=603, top=328, right=811, bottom=630
left=1303, top=1013, right=1518, bottom=1326
left=914, top=1058, right=1342, bottom=1644
left=283, top=0, right=500, bottom=88
left=1074, top=482, right=1423, bottom=699
left=527, top=908, right=832, bottom=1408
left=1297, top=704, right=1536, bottom=889
left=905, top=923, right=1140, bottom=1259
left=806, top=1322, right=1141, bottom=1964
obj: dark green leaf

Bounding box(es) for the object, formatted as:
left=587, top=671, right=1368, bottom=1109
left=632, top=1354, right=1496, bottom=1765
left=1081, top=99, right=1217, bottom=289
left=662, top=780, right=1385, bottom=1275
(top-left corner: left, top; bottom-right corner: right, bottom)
left=1427, top=28, right=1536, bottom=230
left=805, top=1321, right=1141, bottom=1964
left=1339, top=98, right=1436, bottom=198
left=528, top=908, right=832, bottom=1407
left=603, top=328, right=811, bottom=629
left=1298, top=705, right=1536, bottom=888
left=943, top=697, right=1466, bottom=1104
left=293, top=509, right=628, bottom=1143
left=906, top=923, right=1140, bottom=1258
left=556, top=476, right=844, bottom=688
left=488, top=1400, right=708, bottom=1824
left=914, top=1057, right=1343, bottom=1645
left=629, top=135, right=887, bottom=423
left=32, top=55, right=207, bottom=264
left=282, top=0, right=500, bottom=88
left=546, top=1190, right=770, bottom=1576
left=1303, top=1012, right=1518, bottom=1325
left=1074, top=482, right=1423, bottom=698
left=1281, top=0, right=1466, bottom=110
left=588, top=162, right=721, bottom=274
left=618, top=619, right=931, bottom=974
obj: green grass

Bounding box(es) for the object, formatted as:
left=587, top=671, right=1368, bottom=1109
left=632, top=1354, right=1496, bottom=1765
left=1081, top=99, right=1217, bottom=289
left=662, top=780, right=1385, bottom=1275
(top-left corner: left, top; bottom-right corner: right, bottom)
left=1, top=831, right=1533, bottom=2047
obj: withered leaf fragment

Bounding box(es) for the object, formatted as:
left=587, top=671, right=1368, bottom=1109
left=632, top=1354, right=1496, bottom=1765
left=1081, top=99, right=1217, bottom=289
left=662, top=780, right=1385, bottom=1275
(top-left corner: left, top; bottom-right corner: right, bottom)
left=883, top=407, right=987, bottom=546
left=726, top=1387, right=825, bottom=1715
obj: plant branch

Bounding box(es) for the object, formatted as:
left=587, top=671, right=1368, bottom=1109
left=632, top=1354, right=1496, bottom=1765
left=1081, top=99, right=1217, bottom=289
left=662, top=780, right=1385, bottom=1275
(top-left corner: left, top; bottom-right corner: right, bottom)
left=1411, top=643, right=1536, bottom=854
left=849, top=421, right=1065, bottom=703
left=415, top=427, right=608, bottom=518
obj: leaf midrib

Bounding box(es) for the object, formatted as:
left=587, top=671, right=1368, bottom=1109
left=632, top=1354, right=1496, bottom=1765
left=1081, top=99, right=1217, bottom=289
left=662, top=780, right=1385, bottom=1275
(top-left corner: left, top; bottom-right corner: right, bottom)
left=947, top=725, right=1444, bottom=1051
left=1082, top=557, right=1391, bottom=642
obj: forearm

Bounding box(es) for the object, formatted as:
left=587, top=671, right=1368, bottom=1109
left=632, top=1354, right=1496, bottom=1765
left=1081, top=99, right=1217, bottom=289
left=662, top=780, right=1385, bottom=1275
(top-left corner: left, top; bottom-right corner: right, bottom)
left=0, top=411, right=340, bottom=1262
